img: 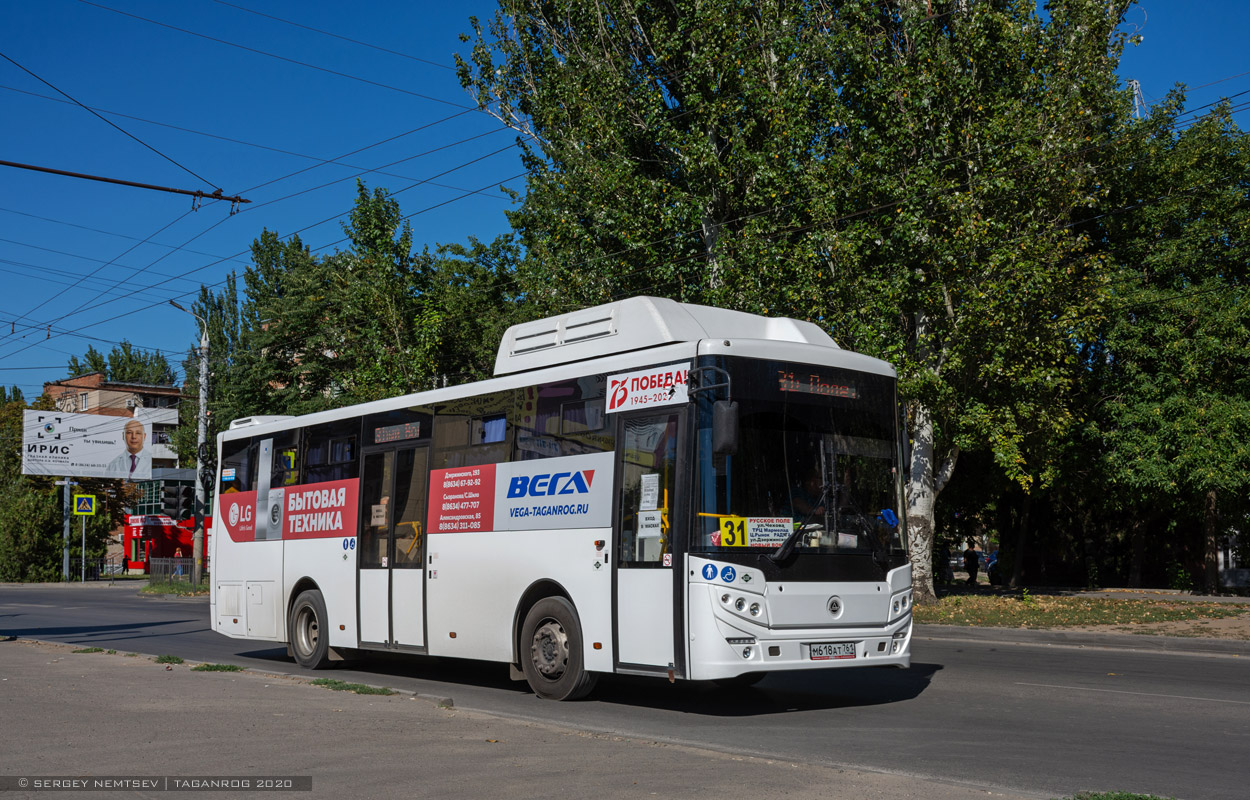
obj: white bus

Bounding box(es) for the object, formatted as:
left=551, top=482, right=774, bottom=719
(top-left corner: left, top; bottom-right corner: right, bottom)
left=210, top=296, right=912, bottom=700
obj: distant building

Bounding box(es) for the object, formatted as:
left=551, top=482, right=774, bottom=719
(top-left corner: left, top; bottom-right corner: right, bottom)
left=43, top=372, right=182, bottom=469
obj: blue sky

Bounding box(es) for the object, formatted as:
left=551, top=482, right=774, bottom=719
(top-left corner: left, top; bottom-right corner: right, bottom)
left=1, top=0, right=1247, bottom=398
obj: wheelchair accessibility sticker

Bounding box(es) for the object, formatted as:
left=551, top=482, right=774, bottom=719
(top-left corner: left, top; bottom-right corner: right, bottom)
left=720, top=566, right=737, bottom=583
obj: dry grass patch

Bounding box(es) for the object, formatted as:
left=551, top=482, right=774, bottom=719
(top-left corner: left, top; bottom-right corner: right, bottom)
left=913, top=593, right=1250, bottom=630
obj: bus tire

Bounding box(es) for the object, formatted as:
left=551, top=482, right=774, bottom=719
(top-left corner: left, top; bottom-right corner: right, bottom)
left=520, top=596, right=597, bottom=701
left=290, top=589, right=331, bottom=670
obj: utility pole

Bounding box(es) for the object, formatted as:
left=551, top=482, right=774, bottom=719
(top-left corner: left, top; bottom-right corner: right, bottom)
left=61, top=478, right=71, bottom=580
left=1127, top=79, right=1146, bottom=119
left=55, top=477, right=79, bottom=580
left=170, top=300, right=209, bottom=586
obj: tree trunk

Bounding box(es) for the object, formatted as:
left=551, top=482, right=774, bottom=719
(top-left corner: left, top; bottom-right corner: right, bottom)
left=1009, top=492, right=1031, bottom=588
left=906, top=400, right=957, bottom=605
left=1203, top=489, right=1219, bottom=594
left=1128, top=517, right=1144, bottom=588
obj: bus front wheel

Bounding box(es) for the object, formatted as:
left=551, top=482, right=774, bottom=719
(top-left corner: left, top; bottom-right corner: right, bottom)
left=290, top=589, right=331, bottom=670
left=520, top=597, right=597, bottom=701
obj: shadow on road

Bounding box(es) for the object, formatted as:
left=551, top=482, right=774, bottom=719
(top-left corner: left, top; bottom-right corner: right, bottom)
left=589, top=662, right=942, bottom=715
left=232, top=644, right=941, bottom=716
left=0, top=618, right=205, bottom=645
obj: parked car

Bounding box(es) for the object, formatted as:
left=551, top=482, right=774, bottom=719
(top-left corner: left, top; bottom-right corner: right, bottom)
left=986, top=552, right=1003, bottom=585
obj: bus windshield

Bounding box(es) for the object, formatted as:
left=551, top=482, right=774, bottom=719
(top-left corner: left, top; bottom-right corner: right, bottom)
left=693, top=356, right=906, bottom=559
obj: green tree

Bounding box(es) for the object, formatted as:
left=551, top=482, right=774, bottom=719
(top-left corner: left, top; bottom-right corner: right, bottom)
left=1089, top=99, right=1250, bottom=593
left=412, top=234, right=527, bottom=386
left=0, top=395, right=65, bottom=580
left=171, top=274, right=244, bottom=467
left=324, top=181, right=423, bottom=402
left=67, top=341, right=175, bottom=385
left=0, top=395, right=126, bottom=581
left=179, top=182, right=526, bottom=443
left=458, top=0, right=1136, bottom=600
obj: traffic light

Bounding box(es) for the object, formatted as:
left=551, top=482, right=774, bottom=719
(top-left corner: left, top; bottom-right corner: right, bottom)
left=162, top=485, right=194, bottom=521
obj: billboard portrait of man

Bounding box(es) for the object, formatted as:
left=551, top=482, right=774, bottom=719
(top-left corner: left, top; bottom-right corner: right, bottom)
left=107, top=419, right=150, bottom=481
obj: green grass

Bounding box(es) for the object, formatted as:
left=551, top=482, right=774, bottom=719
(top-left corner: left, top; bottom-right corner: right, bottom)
left=72, top=647, right=105, bottom=654
left=141, top=581, right=209, bottom=596
left=191, top=663, right=245, bottom=672
left=309, top=678, right=397, bottom=696
left=154, top=654, right=184, bottom=664
left=914, top=593, right=1249, bottom=629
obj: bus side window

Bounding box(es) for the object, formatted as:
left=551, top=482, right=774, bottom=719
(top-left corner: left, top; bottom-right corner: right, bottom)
left=434, top=390, right=518, bottom=469
left=306, top=419, right=360, bottom=484
left=270, top=430, right=300, bottom=488
left=219, top=437, right=255, bottom=494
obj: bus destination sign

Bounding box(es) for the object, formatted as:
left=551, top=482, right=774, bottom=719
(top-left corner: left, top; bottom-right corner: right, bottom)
left=777, top=370, right=858, bottom=399
left=373, top=421, right=422, bottom=445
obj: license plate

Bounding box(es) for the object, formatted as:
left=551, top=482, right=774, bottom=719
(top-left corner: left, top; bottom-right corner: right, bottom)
left=809, top=642, right=856, bottom=660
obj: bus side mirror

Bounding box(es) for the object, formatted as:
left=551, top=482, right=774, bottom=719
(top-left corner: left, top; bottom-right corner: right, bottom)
left=713, top=400, right=739, bottom=456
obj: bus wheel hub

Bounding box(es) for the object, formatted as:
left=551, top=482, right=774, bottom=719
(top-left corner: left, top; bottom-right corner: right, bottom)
left=532, top=621, right=568, bottom=677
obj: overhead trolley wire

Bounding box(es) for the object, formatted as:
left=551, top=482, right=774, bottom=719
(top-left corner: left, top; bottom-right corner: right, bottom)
left=0, top=50, right=221, bottom=190
left=0, top=207, right=251, bottom=269
left=0, top=84, right=510, bottom=200
left=75, top=0, right=476, bottom=110
left=0, top=209, right=196, bottom=349
left=211, top=0, right=457, bottom=72
left=1, top=165, right=532, bottom=366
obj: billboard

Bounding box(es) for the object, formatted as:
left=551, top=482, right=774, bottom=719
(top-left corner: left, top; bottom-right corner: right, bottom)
left=22, top=411, right=153, bottom=481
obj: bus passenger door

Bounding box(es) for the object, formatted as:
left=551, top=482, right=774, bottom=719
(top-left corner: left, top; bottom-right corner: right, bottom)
left=614, top=410, right=683, bottom=672
left=358, top=446, right=429, bottom=649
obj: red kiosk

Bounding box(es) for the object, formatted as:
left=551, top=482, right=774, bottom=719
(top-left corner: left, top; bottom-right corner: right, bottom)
left=122, top=515, right=212, bottom=573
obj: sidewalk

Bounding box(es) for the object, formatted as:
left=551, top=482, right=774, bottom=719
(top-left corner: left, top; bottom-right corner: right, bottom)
left=0, top=638, right=1045, bottom=800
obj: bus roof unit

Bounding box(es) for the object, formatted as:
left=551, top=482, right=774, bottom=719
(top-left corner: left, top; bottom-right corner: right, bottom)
left=228, top=415, right=294, bottom=430
left=494, top=296, right=838, bottom=376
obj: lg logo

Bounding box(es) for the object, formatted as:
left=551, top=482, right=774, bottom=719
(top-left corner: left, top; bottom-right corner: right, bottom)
left=228, top=502, right=253, bottom=527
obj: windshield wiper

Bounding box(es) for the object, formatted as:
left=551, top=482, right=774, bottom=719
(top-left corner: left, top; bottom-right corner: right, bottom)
left=768, top=484, right=830, bottom=564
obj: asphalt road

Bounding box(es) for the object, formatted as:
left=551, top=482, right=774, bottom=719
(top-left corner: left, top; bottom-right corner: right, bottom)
left=3, top=583, right=1248, bottom=800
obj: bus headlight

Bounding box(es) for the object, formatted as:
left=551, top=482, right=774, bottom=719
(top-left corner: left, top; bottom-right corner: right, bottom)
left=889, top=590, right=913, bottom=620
left=749, top=602, right=761, bottom=616
left=735, top=598, right=746, bottom=612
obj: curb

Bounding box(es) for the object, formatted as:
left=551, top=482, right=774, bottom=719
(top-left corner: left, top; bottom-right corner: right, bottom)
left=915, top=623, right=1250, bottom=656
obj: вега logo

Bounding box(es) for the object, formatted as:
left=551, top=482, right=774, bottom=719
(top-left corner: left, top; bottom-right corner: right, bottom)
left=507, top=470, right=596, bottom=498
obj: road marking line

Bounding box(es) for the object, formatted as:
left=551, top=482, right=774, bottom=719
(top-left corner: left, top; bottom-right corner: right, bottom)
left=1016, top=682, right=1250, bottom=705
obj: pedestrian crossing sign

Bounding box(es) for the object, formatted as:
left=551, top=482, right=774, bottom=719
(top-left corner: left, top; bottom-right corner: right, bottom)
left=73, top=494, right=96, bottom=515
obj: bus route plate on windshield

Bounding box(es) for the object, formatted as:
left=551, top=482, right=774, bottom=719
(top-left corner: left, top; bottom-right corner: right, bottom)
left=809, top=642, right=856, bottom=660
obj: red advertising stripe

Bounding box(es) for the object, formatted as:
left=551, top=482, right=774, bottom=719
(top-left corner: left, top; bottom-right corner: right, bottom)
left=283, top=479, right=359, bottom=540
left=220, top=490, right=257, bottom=543
left=218, top=478, right=359, bottom=542
left=428, top=464, right=496, bottom=534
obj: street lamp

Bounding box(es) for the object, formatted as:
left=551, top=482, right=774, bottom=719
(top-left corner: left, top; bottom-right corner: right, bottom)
left=169, top=299, right=208, bottom=587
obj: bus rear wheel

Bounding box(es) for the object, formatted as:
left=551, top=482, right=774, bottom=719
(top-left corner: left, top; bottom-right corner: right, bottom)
left=520, top=597, right=597, bottom=701
left=290, top=589, right=331, bottom=670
